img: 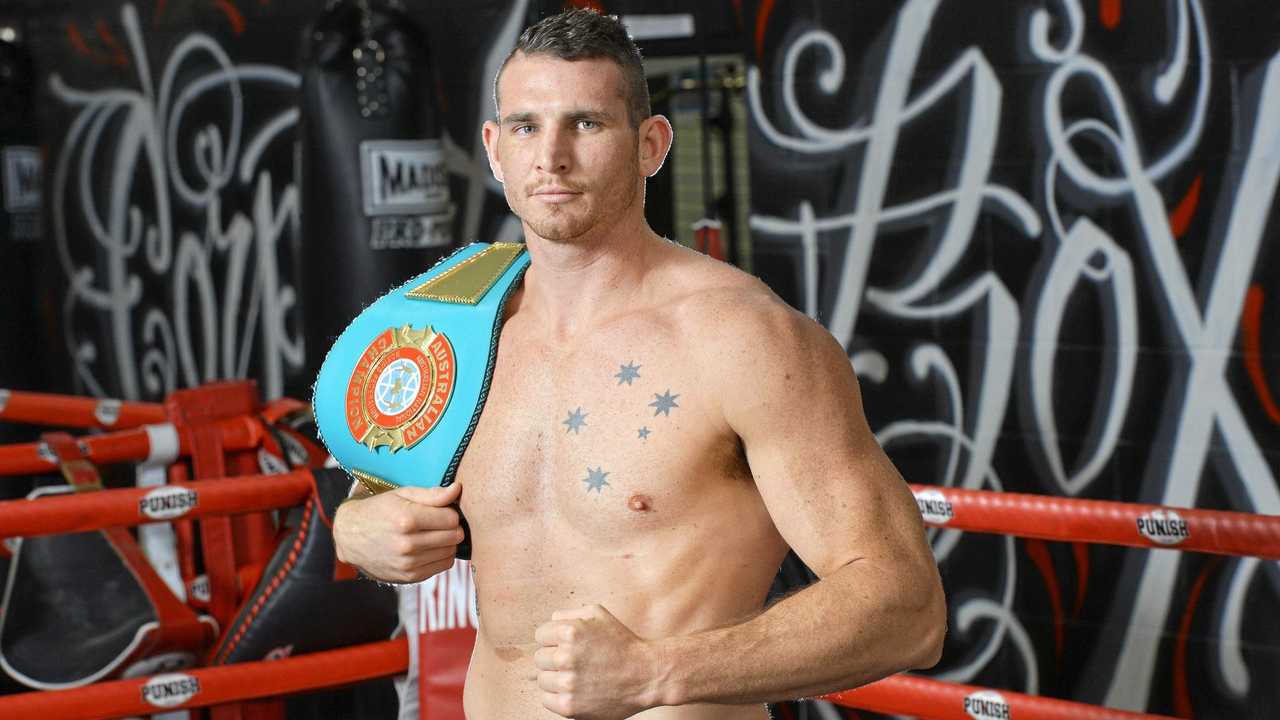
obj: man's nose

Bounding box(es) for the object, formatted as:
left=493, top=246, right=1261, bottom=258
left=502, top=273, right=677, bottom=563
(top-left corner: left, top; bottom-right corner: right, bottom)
left=535, top=126, right=571, bottom=174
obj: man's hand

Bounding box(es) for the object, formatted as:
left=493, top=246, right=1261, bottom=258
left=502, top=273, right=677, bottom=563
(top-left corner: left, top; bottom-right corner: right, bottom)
left=332, top=481, right=464, bottom=583
left=533, top=604, right=663, bottom=719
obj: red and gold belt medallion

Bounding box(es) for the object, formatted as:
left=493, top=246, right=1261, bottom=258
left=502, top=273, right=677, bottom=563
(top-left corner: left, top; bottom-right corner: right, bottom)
left=345, top=325, right=456, bottom=452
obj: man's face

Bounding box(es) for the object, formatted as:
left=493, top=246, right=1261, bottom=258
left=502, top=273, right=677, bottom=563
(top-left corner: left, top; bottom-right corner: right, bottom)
left=483, top=52, right=645, bottom=244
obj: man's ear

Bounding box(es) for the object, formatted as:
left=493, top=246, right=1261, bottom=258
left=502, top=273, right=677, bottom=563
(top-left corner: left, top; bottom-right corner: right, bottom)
left=637, top=114, right=674, bottom=178
left=482, top=120, right=504, bottom=184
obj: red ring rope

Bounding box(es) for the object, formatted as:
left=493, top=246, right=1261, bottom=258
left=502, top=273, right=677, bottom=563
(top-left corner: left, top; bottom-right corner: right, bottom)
left=0, top=470, right=314, bottom=538
left=0, top=639, right=407, bottom=720
left=0, top=635, right=1179, bottom=720
left=910, top=484, right=1280, bottom=559
left=0, top=389, right=166, bottom=429
left=825, top=673, right=1179, bottom=720
left=0, top=416, right=264, bottom=476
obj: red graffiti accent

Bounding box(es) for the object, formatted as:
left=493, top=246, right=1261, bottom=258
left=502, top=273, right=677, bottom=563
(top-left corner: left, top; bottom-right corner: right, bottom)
left=95, top=19, right=130, bottom=67
left=1173, top=557, right=1222, bottom=718
left=1168, top=174, right=1203, bottom=239
left=755, top=0, right=776, bottom=59
left=1242, top=285, right=1280, bottom=423
left=67, top=21, right=127, bottom=67
left=215, top=0, right=247, bottom=35
left=1100, top=0, right=1122, bottom=29
left=1071, top=542, right=1089, bottom=617
left=66, top=22, right=94, bottom=59
left=566, top=0, right=606, bottom=12
left=1025, top=539, right=1065, bottom=662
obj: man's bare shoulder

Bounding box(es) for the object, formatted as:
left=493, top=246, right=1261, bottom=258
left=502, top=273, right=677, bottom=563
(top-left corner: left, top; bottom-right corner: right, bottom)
left=654, top=244, right=841, bottom=375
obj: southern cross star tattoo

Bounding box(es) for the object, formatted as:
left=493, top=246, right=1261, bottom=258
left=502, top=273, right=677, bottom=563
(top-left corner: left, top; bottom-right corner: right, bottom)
left=638, top=426, right=651, bottom=440
left=615, top=361, right=642, bottom=386
left=582, top=466, right=610, bottom=493
left=563, top=407, right=588, bottom=434
left=649, top=390, right=680, bottom=417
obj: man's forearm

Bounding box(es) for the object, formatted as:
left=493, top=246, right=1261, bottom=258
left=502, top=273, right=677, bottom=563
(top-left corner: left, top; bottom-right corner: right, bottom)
left=649, top=558, right=945, bottom=707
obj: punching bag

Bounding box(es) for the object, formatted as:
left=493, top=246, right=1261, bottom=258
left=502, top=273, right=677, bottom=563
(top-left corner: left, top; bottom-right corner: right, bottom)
left=298, top=0, right=456, bottom=381
left=0, top=27, right=45, bottom=445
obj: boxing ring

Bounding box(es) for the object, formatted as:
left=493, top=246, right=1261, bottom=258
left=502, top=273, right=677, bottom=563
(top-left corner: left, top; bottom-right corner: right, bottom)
left=0, top=387, right=1276, bottom=719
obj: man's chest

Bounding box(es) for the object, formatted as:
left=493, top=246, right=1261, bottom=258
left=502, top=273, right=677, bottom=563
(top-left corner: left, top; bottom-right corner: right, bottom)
left=455, top=323, right=740, bottom=543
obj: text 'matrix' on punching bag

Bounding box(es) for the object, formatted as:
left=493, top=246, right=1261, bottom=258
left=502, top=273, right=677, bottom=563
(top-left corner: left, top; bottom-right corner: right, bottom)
left=298, top=0, right=456, bottom=380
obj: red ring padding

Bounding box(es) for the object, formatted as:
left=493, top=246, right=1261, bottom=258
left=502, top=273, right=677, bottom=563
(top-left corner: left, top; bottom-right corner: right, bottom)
left=911, top=484, right=1280, bottom=559
left=0, top=390, right=166, bottom=429
left=0, top=416, right=264, bottom=476
left=0, top=639, right=407, bottom=720
left=0, top=471, right=314, bottom=538
left=824, top=673, right=1178, bottom=720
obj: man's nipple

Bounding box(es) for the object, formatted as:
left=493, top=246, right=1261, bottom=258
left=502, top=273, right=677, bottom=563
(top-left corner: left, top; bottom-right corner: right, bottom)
left=627, top=494, right=653, bottom=512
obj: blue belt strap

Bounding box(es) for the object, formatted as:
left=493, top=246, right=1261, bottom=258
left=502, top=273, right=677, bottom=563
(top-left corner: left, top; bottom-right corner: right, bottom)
left=312, top=242, right=530, bottom=491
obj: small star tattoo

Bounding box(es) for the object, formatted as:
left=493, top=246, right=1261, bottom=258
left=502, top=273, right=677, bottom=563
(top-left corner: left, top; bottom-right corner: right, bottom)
left=638, top=426, right=651, bottom=440
left=582, top=466, right=611, bottom=493
left=615, top=361, right=642, bottom=386
left=649, top=390, right=680, bottom=417
left=563, top=407, right=588, bottom=434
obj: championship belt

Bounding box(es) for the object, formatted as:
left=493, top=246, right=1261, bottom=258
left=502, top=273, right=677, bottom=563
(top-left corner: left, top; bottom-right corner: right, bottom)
left=312, top=241, right=529, bottom=494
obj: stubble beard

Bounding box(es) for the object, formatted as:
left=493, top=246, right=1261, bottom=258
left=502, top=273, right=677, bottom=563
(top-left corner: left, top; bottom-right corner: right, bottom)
left=515, top=155, right=642, bottom=244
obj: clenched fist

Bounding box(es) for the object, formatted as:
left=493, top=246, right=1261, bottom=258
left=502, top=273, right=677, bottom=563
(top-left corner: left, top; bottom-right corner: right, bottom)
left=534, top=604, right=663, bottom=719
left=332, top=481, right=465, bottom=583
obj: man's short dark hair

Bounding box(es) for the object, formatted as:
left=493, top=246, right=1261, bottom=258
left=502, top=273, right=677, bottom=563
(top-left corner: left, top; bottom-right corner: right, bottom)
left=495, top=9, right=651, bottom=127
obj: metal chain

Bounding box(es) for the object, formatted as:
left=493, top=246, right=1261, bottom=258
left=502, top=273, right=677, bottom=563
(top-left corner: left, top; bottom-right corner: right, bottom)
left=353, top=0, right=389, bottom=119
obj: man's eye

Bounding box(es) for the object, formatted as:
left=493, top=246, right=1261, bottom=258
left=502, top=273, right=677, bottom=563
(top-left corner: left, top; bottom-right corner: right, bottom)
left=577, top=120, right=597, bottom=130
left=513, top=125, right=534, bottom=135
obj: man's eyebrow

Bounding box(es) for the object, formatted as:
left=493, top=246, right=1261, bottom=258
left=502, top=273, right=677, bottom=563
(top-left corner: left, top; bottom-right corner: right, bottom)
left=500, top=109, right=616, bottom=125
left=565, top=109, right=614, bottom=123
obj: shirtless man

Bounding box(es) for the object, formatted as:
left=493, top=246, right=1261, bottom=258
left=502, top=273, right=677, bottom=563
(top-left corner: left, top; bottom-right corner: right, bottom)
left=333, top=9, right=945, bottom=719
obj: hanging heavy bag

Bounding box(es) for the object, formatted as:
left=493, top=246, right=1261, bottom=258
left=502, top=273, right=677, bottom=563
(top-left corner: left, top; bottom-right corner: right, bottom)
left=297, top=0, right=456, bottom=381
left=0, top=27, right=47, bottom=502
left=0, top=29, right=44, bottom=398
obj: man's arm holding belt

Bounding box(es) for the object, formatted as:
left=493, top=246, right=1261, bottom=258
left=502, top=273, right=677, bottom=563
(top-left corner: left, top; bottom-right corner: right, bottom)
left=533, top=294, right=947, bottom=717
left=333, top=480, right=466, bottom=584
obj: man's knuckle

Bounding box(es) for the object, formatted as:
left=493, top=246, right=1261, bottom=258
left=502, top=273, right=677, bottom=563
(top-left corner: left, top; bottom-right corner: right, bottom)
left=393, top=514, right=415, bottom=533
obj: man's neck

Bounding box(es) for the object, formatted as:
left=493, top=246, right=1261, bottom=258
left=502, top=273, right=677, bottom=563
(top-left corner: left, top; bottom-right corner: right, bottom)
left=519, top=219, right=661, bottom=339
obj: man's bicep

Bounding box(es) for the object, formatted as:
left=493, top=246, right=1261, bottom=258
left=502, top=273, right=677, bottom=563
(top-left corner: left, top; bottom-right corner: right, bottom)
left=726, top=319, right=926, bottom=578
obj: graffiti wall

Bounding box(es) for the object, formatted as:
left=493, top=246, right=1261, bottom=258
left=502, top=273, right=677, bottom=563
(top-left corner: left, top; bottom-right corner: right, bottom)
left=6, top=0, right=1280, bottom=716
left=10, top=0, right=528, bottom=402
left=747, top=0, right=1280, bottom=716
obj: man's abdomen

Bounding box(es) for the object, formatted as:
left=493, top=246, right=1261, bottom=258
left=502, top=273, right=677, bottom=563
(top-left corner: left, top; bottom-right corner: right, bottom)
left=464, top=638, right=772, bottom=719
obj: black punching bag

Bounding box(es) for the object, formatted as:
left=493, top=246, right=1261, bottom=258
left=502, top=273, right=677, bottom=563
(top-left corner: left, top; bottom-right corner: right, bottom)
left=0, top=26, right=45, bottom=430
left=298, top=0, right=455, bottom=380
